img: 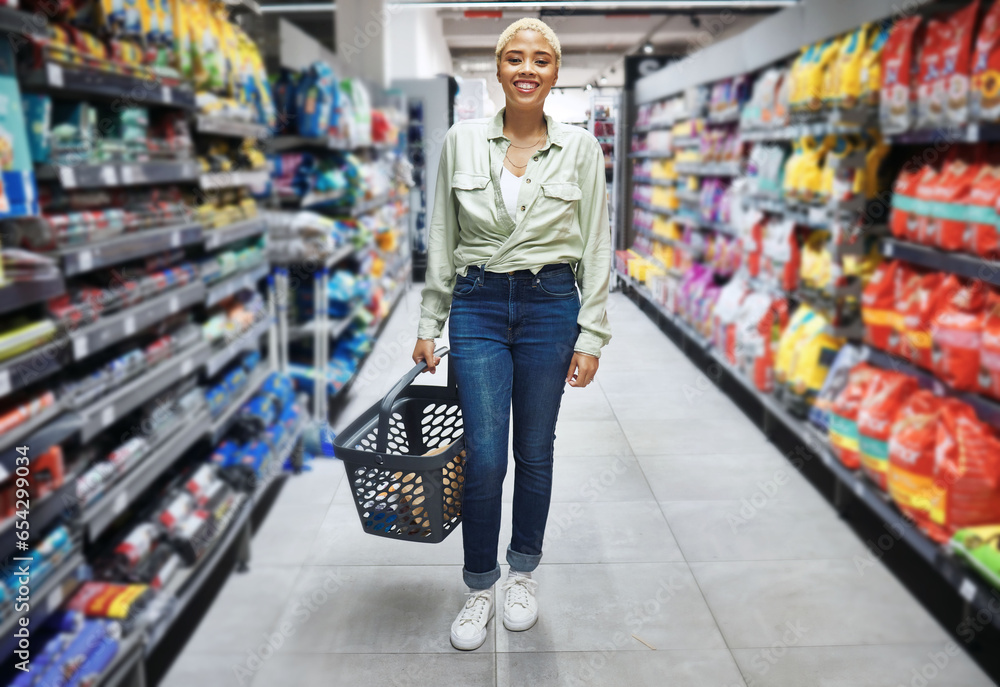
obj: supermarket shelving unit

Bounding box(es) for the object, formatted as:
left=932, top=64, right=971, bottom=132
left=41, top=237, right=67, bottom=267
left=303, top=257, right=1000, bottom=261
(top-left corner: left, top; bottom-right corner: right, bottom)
left=621, top=0, right=1000, bottom=679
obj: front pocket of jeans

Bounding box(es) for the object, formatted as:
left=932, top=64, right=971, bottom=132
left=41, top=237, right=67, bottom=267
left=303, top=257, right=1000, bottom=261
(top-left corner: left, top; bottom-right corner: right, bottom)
left=453, top=276, right=478, bottom=297
left=535, top=275, right=577, bottom=298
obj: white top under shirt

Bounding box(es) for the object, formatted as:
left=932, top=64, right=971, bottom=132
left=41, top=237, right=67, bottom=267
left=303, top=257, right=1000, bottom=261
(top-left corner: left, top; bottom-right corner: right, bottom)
left=499, top=165, right=522, bottom=219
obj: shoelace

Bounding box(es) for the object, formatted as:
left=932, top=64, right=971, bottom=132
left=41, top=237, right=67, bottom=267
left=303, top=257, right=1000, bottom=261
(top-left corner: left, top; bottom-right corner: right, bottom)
left=458, top=590, right=492, bottom=626
left=501, top=575, right=538, bottom=609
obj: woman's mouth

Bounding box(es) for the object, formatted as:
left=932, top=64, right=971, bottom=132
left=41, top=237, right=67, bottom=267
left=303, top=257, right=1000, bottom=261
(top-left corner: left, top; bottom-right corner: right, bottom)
left=514, top=81, right=540, bottom=93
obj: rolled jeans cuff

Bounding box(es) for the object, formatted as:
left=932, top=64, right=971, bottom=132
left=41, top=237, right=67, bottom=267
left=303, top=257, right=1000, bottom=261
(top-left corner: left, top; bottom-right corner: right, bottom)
left=464, top=564, right=501, bottom=590
left=506, top=545, right=542, bottom=573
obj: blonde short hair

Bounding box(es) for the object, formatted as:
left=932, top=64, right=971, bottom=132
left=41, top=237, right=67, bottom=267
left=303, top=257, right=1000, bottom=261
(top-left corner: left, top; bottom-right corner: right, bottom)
left=495, top=18, right=562, bottom=69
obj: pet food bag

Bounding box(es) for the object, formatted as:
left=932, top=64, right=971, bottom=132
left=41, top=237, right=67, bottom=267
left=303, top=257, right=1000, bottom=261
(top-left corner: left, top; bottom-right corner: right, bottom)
left=858, top=369, right=920, bottom=490
left=931, top=275, right=987, bottom=392
left=979, top=289, right=1000, bottom=399
left=786, top=322, right=844, bottom=417
left=713, top=278, right=749, bottom=363
left=925, top=400, right=1000, bottom=542
left=900, top=271, right=946, bottom=368
left=881, top=16, right=924, bottom=133
left=862, top=260, right=903, bottom=353
left=922, top=158, right=979, bottom=251
left=810, top=344, right=864, bottom=433
left=829, top=363, right=881, bottom=469
left=917, top=17, right=949, bottom=130
left=967, top=164, right=1000, bottom=257
left=887, top=390, right=945, bottom=528
left=890, top=164, right=925, bottom=239
left=972, top=0, right=1000, bottom=121
left=736, top=293, right=787, bottom=393
left=940, top=0, right=980, bottom=127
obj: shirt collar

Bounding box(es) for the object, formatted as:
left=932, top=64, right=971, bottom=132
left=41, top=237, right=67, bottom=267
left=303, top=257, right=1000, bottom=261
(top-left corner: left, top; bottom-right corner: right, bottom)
left=487, top=107, right=566, bottom=149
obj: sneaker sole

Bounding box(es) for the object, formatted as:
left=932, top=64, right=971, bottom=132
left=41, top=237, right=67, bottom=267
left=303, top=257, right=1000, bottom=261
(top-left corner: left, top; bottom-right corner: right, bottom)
left=502, top=612, right=538, bottom=632
left=450, top=606, right=495, bottom=651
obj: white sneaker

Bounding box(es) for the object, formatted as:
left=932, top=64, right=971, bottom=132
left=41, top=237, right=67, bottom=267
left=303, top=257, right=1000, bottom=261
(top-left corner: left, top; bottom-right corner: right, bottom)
left=501, top=571, right=538, bottom=631
left=450, top=588, right=494, bottom=651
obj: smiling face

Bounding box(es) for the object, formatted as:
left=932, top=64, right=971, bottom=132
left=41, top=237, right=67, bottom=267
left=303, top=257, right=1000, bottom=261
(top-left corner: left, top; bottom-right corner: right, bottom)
left=497, top=29, right=559, bottom=110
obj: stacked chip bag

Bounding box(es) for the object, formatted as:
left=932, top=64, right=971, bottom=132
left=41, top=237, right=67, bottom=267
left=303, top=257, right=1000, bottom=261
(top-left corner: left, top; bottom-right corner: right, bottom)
left=66, top=582, right=154, bottom=634
left=899, top=271, right=946, bottom=368
left=857, top=369, right=919, bottom=489
left=829, top=363, right=881, bottom=469
left=925, top=400, right=1000, bottom=542
left=887, top=391, right=945, bottom=530
left=11, top=617, right=122, bottom=687
left=981, top=289, right=1000, bottom=399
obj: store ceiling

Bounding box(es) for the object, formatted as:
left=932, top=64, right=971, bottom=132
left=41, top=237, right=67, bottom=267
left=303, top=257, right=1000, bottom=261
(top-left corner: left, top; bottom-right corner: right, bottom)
left=444, top=8, right=772, bottom=87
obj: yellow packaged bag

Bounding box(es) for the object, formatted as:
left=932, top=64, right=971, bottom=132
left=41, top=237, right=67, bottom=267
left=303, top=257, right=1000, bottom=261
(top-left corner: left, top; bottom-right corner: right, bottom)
left=788, top=322, right=845, bottom=411
left=775, top=306, right=818, bottom=387
left=800, top=232, right=833, bottom=292
left=822, top=37, right=846, bottom=105
left=837, top=25, right=871, bottom=108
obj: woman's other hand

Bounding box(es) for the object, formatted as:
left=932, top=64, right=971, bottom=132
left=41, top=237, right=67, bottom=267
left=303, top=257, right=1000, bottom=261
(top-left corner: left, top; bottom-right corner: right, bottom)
left=566, top=352, right=598, bottom=388
left=412, top=339, right=442, bottom=373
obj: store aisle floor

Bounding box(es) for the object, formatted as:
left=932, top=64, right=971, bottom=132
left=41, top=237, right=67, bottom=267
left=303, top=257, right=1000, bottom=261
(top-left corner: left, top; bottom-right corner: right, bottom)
left=161, top=287, right=996, bottom=687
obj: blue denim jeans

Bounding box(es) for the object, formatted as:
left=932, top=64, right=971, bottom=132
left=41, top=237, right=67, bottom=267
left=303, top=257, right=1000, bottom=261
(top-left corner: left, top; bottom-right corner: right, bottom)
left=449, top=263, right=580, bottom=590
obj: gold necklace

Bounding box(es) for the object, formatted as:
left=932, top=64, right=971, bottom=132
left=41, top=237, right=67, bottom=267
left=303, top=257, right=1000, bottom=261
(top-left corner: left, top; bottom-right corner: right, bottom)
left=506, top=132, right=546, bottom=149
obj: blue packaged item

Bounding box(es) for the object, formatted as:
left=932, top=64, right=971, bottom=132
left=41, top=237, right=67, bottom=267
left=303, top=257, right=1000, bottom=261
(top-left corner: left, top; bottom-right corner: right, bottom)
left=36, top=620, right=107, bottom=686
left=211, top=440, right=240, bottom=468
left=12, top=632, right=68, bottom=686
left=206, top=384, right=228, bottom=417
left=273, top=68, right=298, bottom=133
left=65, top=634, right=119, bottom=687
left=45, top=610, right=84, bottom=634
left=295, top=61, right=338, bottom=138
left=242, top=396, right=275, bottom=428
left=223, top=368, right=247, bottom=396
left=241, top=441, right=269, bottom=474
left=0, top=42, right=39, bottom=218
left=302, top=421, right=336, bottom=458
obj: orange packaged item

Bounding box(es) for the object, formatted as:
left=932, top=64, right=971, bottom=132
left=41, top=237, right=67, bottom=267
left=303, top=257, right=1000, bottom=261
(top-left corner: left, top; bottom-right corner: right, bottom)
left=890, top=164, right=925, bottom=239
left=940, top=0, right=980, bottom=126
left=858, top=369, right=920, bottom=490
left=30, top=446, right=64, bottom=499
left=887, top=391, right=945, bottom=528
left=881, top=16, right=925, bottom=133
left=862, top=260, right=903, bottom=353
left=926, top=400, right=1000, bottom=542
left=972, top=0, right=1000, bottom=121
left=900, top=271, right=946, bottom=368
left=890, top=262, right=920, bottom=355
left=967, top=164, right=1000, bottom=256
left=829, top=363, right=881, bottom=469
left=932, top=276, right=987, bottom=392
left=917, top=18, right=949, bottom=129
left=979, top=289, right=1000, bottom=399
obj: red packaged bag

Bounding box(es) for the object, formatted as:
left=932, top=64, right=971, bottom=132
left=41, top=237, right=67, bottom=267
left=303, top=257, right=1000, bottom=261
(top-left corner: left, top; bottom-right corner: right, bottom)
left=967, top=164, right=1000, bottom=257
left=862, top=260, right=903, bottom=353
left=931, top=275, right=987, bottom=392
left=926, top=400, right=1000, bottom=542
left=910, top=165, right=944, bottom=244
left=829, top=363, right=881, bottom=470
left=890, top=164, right=927, bottom=240
left=979, top=289, right=1000, bottom=399
left=881, top=15, right=925, bottom=133
left=972, top=0, right=1000, bottom=121
left=921, top=159, right=979, bottom=250
left=887, top=391, right=945, bottom=527
left=900, top=271, right=946, bottom=369
left=858, top=370, right=920, bottom=490
left=940, top=0, right=980, bottom=126
left=917, top=17, right=949, bottom=129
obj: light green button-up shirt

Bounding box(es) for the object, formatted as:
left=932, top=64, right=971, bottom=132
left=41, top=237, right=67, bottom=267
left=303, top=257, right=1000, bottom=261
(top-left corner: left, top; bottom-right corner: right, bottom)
left=417, top=108, right=613, bottom=358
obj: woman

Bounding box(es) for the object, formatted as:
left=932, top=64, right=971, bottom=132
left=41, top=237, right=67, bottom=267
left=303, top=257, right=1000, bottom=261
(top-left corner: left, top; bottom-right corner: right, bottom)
left=412, top=17, right=612, bottom=651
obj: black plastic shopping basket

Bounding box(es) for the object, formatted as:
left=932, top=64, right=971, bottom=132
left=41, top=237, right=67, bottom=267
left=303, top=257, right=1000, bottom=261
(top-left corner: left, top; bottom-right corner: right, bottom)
left=333, top=347, right=466, bottom=543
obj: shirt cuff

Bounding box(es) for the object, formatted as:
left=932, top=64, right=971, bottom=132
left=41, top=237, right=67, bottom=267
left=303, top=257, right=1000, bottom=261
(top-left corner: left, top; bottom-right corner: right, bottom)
left=418, top=318, right=444, bottom=341
left=574, top=331, right=606, bottom=359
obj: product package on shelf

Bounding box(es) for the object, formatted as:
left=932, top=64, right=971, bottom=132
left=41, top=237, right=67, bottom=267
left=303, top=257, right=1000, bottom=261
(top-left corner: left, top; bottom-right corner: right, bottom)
left=857, top=368, right=920, bottom=490
left=7, top=612, right=123, bottom=687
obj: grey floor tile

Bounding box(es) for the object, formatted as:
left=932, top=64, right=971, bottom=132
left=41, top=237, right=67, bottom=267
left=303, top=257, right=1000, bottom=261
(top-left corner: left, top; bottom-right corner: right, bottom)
left=497, top=649, right=747, bottom=687
left=661, top=500, right=867, bottom=562
left=557, top=386, right=618, bottom=420
left=637, top=453, right=819, bottom=504
left=691, top=560, right=952, bottom=649
left=502, top=454, right=654, bottom=503
left=495, top=562, right=727, bottom=653
left=732, top=643, right=995, bottom=687
left=252, top=652, right=497, bottom=687
left=272, top=459, right=345, bottom=506
left=160, top=652, right=248, bottom=687
left=269, top=565, right=491, bottom=654
left=553, top=419, right=634, bottom=457
left=307, top=502, right=465, bottom=567
left=251, top=524, right=322, bottom=567
left=536, top=501, right=685, bottom=564
left=619, top=417, right=769, bottom=455
left=183, top=565, right=304, bottom=654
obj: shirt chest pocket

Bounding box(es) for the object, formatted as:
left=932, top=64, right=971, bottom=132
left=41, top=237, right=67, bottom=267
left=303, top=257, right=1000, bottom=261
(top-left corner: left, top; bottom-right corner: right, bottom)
left=537, top=181, right=582, bottom=234
left=452, top=172, right=494, bottom=227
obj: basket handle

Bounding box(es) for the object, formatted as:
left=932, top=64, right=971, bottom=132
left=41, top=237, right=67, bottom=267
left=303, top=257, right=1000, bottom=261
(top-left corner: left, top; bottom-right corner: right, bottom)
left=376, top=346, right=453, bottom=453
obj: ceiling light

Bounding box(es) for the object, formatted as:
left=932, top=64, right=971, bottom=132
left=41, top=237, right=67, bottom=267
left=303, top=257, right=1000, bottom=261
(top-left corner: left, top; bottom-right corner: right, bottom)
left=389, top=1, right=796, bottom=9
left=260, top=2, right=336, bottom=11
left=600, top=76, right=608, bottom=84
left=642, top=42, right=654, bottom=54
left=585, top=83, right=593, bottom=91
